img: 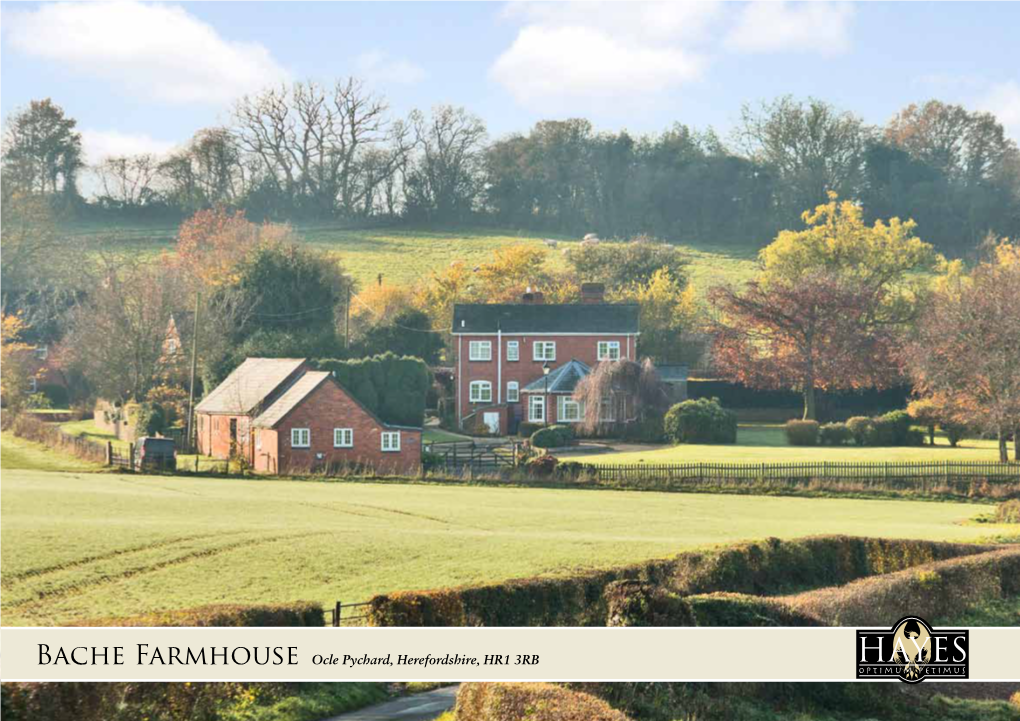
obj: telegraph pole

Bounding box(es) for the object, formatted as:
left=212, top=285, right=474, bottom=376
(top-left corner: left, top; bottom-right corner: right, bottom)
left=185, top=292, right=200, bottom=449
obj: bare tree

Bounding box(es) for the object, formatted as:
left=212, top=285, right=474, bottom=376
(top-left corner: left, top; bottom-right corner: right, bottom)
left=94, top=154, right=162, bottom=207
left=232, top=78, right=409, bottom=216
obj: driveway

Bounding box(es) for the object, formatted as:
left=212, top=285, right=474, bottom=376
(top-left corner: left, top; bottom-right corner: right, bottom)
left=323, top=685, right=460, bottom=721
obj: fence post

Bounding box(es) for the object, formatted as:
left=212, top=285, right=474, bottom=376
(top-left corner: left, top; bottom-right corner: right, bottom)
left=334, top=601, right=342, bottom=627
left=105, top=441, right=112, bottom=466
left=127, top=443, right=135, bottom=472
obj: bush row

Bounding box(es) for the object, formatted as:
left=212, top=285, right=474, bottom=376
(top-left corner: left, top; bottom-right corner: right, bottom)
left=786, top=411, right=929, bottom=447
left=787, top=547, right=1020, bottom=626
left=366, top=536, right=995, bottom=626
left=75, top=602, right=325, bottom=627
left=455, top=683, right=630, bottom=721
left=664, top=398, right=737, bottom=444
left=605, top=581, right=823, bottom=627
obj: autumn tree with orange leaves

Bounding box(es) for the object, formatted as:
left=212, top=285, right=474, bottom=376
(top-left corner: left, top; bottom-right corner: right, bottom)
left=903, top=240, right=1020, bottom=461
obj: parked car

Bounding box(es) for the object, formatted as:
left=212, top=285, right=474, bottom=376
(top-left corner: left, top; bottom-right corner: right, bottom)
left=134, top=436, right=176, bottom=471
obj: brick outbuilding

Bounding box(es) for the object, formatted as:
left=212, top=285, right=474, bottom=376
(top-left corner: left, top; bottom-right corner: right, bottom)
left=195, top=358, right=421, bottom=475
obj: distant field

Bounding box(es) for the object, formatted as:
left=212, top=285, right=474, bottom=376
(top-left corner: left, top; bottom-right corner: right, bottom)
left=65, top=219, right=761, bottom=290
left=560, top=424, right=1004, bottom=464
left=0, top=432, right=103, bottom=473
left=1, top=467, right=1010, bottom=625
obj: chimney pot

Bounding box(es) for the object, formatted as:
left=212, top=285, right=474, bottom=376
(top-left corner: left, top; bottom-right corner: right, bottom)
left=581, top=282, right=606, bottom=304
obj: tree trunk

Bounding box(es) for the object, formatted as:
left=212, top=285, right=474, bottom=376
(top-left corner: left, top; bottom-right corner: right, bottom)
left=998, top=427, right=1009, bottom=462
left=927, top=424, right=936, bottom=446
left=802, top=384, right=816, bottom=421
left=1014, top=425, right=1019, bottom=462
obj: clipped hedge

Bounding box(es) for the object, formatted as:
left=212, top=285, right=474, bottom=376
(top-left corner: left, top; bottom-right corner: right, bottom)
left=787, top=547, right=1020, bottom=626
left=313, top=353, right=429, bottom=427
left=785, top=420, right=819, bottom=446
left=663, top=398, right=737, bottom=444
left=75, top=601, right=325, bottom=627
left=455, top=683, right=631, bottom=721
left=367, top=536, right=995, bottom=626
left=605, top=582, right=822, bottom=627
left=530, top=424, right=573, bottom=449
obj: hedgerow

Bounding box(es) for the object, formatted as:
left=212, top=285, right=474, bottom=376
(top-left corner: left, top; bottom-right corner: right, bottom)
left=367, top=536, right=994, bottom=626
left=454, top=683, right=630, bottom=721
left=786, top=547, right=1020, bottom=626
left=75, top=602, right=324, bottom=627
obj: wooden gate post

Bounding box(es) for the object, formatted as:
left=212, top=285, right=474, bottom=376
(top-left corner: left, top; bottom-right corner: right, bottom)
left=128, top=443, right=135, bottom=472
left=105, top=441, right=113, bottom=466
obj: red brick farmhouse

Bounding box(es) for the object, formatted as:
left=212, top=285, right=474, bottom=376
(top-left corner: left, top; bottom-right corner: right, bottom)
left=195, top=358, right=422, bottom=474
left=451, top=284, right=640, bottom=434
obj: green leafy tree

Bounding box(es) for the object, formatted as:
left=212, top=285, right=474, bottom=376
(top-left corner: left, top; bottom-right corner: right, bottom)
left=2, top=99, right=84, bottom=200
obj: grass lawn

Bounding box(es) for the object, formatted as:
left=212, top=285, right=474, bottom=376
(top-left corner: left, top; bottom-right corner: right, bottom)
left=423, top=427, right=473, bottom=444
left=59, top=418, right=129, bottom=450
left=0, top=432, right=104, bottom=473
left=65, top=219, right=760, bottom=290
left=1, top=468, right=1013, bottom=626
left=559, top=424, right=1004, bottom=464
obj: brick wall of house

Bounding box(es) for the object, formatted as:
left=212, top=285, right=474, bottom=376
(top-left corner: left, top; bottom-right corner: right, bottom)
left=455, top=332, right=636, bottom=431
left=272, top=379, right=421, bottom=475
left=196, top=412, right=251, bottom=460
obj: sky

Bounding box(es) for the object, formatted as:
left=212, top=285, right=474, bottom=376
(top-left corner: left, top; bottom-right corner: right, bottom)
left=1, top=1, right=1018, bottom=165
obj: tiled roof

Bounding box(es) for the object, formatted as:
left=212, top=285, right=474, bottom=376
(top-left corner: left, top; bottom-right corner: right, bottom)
left=252, top=371, right=331, bottom=428
left=452, top=303, right=639, bottom=334
left=194, top=358, right=305, bottom=415
left=522, top=359, right=592, bottom=394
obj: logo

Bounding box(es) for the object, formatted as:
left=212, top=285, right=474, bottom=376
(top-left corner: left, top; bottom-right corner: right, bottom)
left=856, top=616, right=968, bottom=683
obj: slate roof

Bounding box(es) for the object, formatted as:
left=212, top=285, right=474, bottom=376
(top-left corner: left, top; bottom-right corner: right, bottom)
left=194, top=358, right=305, bottom=415
left=452, top=303, right=639, bottom=334
left=522, top=359, right=592, bottom=394
left=252, top=371, right=331, bottom=428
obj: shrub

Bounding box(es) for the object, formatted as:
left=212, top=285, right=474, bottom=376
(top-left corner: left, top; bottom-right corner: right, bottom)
left=819, top=422, right=851, bottom=445
left=517, top=421, right=542, bottom=438
left=995, top=499, right=1020, bottom=524
left=785, top=420, right=819, bottom=446
left=904, top=428, right=926, bottom=446
left=455, top=683, right=631, bottom=721
left=663, top=398, right=737, bottom=444
left=870, top=410, right=913, bottom=446
left=556, top=461, right=596, bottom=480
left=530, top=425, right=573, bottom=449
left=421, top=452, right=444, bottom=473
left=76, top=602, right=325, bottom=627
left=846, top=416, right=873, bottom=446
left=943, top=422, right=968, bottom=447
left=526, top=454, right=559, bottom=476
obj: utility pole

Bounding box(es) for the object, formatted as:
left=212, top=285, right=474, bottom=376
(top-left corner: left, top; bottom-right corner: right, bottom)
left=345, top=283, right=352, bottom=350
left=185, top=291, right=200, bottom=450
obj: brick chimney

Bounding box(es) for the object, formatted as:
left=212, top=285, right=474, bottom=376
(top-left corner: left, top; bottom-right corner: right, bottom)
left=580, top=282, right=605, bottom=304
left=521, top=287, right=545, bottom=304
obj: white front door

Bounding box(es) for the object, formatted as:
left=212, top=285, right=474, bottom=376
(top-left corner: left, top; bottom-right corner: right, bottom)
left=482, top=412, right=500, bottom=434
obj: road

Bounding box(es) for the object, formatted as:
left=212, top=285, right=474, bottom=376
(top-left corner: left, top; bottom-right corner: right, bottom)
left=323, top=685, right=460, bottom=721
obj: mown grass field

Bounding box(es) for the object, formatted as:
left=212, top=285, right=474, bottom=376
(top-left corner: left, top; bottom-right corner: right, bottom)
left=560, top=424, right=1004, bottom=464
left=65, top=219, right=761, bottom=290
left=1, top=464, right=1012, bottom=626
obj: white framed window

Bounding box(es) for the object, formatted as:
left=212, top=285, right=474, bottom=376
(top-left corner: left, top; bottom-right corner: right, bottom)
left=256, top=432, right=262, bottom=450
left=291, top=428, right=310, bottom=448
left=557, top=397, right=585, bottom=422
left=599, top=397, right=617, bottom=423
left=34, top=345, right=48, bottom=360
left=469, top=340, right=492, bottom=361
left=533, top=341, right=556, bottom=361
left=334, top=428, right=353, bottom=448
left=507, top=381, right=519, bottom=403
left=28, top=377, right=38, bottom=393
left=506, top=341, right=519, bottom=361
left=166, top=339, right=178, bottom=354
left=528, top=395, right=545, bottom=423
left=469, top=380, right=492, bottom=403
left=597, top=341, right=621, bottom=361
left=381, top=431, right=401, bottom=452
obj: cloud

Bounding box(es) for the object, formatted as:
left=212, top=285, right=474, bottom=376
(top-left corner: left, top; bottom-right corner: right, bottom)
left=725, top=1, right=854, bottom=55
left=978, top=81, right=1020, bottom=139
left=3, top=1, right=289, bottom=105
left=80, top=129, right=179, bottom=164
left=491, top=2, right=720, bottom=111
left=355, top=51, right=426, bottom=85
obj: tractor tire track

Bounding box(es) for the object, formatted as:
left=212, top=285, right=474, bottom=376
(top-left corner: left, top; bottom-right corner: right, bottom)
left=1, top=530, right=253, bottom=587
left=3, top=530, right=331, bottom=611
